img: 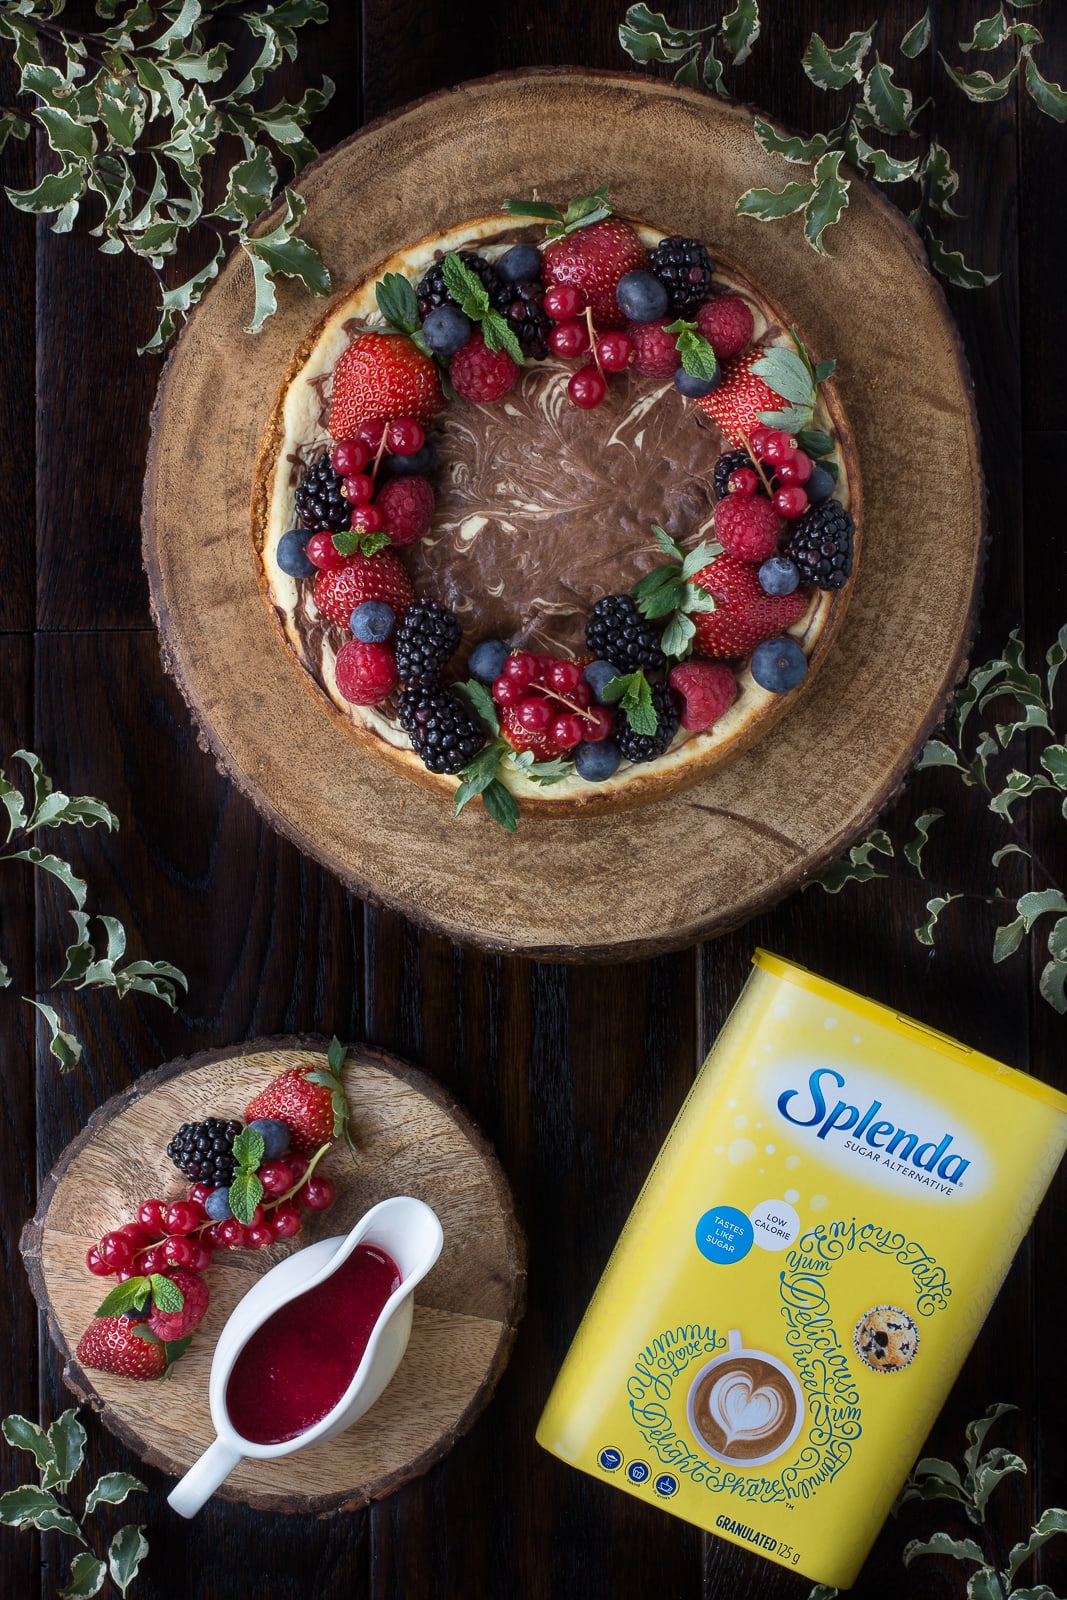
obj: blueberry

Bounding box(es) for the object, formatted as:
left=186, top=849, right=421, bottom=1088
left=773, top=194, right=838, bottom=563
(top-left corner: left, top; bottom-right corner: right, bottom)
left=496, top=244, right=542, bottom=285
left=583, top=659, right=622, bottom=703
left=468, top=639, right=510, bottom=684
left=246, top=1117, right=292, bottom=1160
left=758, top=557, right=800, bottom=597
left=350, top=601, right=396, bottom=643
left=806, top=464, right=835, bottom=504
left=123, top=1300, right=151, bottom=1323
left=614, top=270, right=669, bottom=323
left=751, top=637, right=808, bottom=693
left=204, top=1186, right=233, bottom=1221
left=378, top=441, right=436, bottom=478
left=422, top=304, right=472, bottom=357
left=575, top=739, right=621, bottom=783
left=673, top=365, right=720, bottom=399
left=276, top=528, right=316, bottom=579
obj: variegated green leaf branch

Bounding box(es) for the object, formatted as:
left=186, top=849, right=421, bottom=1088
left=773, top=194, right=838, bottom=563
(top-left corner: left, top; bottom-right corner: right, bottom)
left=812, top=624, right=1067, bottom=1012
left=807, top=1403, right=1065, bottom=1600
left=618, top=2, right=759, bottom=96
left=0, top=750, right=188, bottom=1068
left=1, top=1409, right=148, bottom=1597
left=620, top=4, right=1066, bottom=287
left=0, top=0, right=334, bottom=352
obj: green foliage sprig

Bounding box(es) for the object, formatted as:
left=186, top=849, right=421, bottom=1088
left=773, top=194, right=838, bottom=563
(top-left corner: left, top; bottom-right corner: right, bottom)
left=0, top=1410, right=148, bottom=1597
left=816, top=625, right=1067, bottom=1012
left=0, top=750, right=188, bottom=1067
left=451, top=680, right=573, bottom=833
left=0, top=0, right=333, bottom=351
left=618, top=2, right=1067, bottom=287
left=807, top=1404, right=1066, bottom=1600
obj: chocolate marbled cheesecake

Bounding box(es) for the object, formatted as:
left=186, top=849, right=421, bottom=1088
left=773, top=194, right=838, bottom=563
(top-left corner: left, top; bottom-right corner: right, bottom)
left=252, top=213, right=860, bottom=820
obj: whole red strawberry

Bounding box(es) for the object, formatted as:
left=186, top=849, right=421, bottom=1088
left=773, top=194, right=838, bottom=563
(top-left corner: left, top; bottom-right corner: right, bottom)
left=329, top=332, right=443, bottom=439
left=543, top=219, right=646, bottom=330
left=334, top=639, right=398, bottom=705
left=245, top=1046, right=352, bottom=1157
left=714, top=495, right=783, bottom=563
left=313, top=549, right=414, bottom=628
left=450, top=331, right=519, bottom=403
left=626, top=319, right=679, bottom=379
left=669, top=661, right=737, bottom=731
left=147, top=1271, right=209, bottom=1343
left=697, top=349, right=790, bottom=446
left=696, top=296, right=755, bottom=361
left=689, top=554, right=809, bottom=659
left=375, top=475, right=434, bottom=548
left=76, top=1317, right=168, bottom=1380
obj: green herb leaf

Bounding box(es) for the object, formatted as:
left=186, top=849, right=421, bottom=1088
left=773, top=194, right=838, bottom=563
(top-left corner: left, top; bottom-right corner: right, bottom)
left=796, top=428, right=834, bottom=458
left=993, top=918, right=1026, bottom=963
left=667, top=320, right=719, bottom=382
left=804, top=150, right=851, bottom=255
left=845, top=123, right=920, bottom=184
left=736, top=180, right=815, bottom=223
left=901, top=9, right=932, bottom=58
left=84, top=1473, right=146, bottom=1515
left=376, top=272, right=420, bottom=334
left=327, top=1035, right=346, bottom=1077
left=915, top=894, right=962, bottom=947
left=455, top=740, right=509, bottom=816
left=108, top=1524, right=149, bottom=1598
left=503, top=197, right=565, bottom=223
left=1023, top=53, right=1067, bottom=123
left=27, top=1000, right=81, bottom=1071
left=231, top=1127, right=265, bottom=1171
left=149, top=1274, right=184, bottom=1315
left=2, top=1415, right=55, bottom=1473
left=510, top=754, right=573, bottom=785
left=815, top=830, right=894, bottom=893
left=441, top=254, right=523, bottom=361
left=480, top=307, right=524, bottom=364
left=453, top=679, right=501, bottom=737
left=227, top=1169, right=264, bottom=1225
left=59, top=1551, right=107, bottom=1599
left=720, top=0, right=760, bottom=65
left=940, top=54, right=1020, bottom=104
left=902, top=810, right=943, bottom=876
left=650, top=523, right=685, bottom=561
left=480, top=778, right=520, bottom=832
left=802, top=28, right=875, bottom=91
left=752, top=117, right=828, bottom=165
left=95, top=1278, right=152, bottom=1318
left=9, top=848, right=87, bottom=909
left=602, top=671, right=658, bottom=737
left=0, top=1484, right=83, bottom=1540
left=862, top=56, right=917, bottom=136
left=1040, top=960, right=1067, bottom=1013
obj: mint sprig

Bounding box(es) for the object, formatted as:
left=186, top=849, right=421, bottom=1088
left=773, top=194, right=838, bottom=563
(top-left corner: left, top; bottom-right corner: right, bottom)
left=95, top=1272, right=184, bottom=1319
left=227, top=1126, right=264, bottom=1224
left=665, top=319, right=719, bottom=383
left=376, top=272, right=420, bottom=334
left=453, top=678, right=500, bottom=737
left=440, top=254, right=524, bottom=365
left=600, top=670, right=658, bottom=737
left=503, top=185, right=612, bottom=239
left=454, top=740, right=519, bottom=831
left=630, top=525, right=720, bottom=659
left=332, top=528, right=392, bottom=558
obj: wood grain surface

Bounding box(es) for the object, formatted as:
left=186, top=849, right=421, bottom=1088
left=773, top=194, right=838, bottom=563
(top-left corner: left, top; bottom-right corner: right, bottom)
left=2, top=2, right=1065, bottom=1598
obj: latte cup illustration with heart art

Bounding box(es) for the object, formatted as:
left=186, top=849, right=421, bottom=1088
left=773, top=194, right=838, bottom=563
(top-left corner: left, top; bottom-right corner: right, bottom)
left=686, top=1329, right=804, bottom=1467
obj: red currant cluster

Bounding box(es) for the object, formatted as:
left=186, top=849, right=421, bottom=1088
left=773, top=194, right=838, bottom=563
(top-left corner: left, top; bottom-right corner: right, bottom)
left=542, top=284, right=634, bottom=411
left=85, top=1159, right=337, bottom=1280
left=732, top=427, right=816, bottom=521
left=491, top=651, right=612, bottom=753
left=305, top=417, right=427, bottom=571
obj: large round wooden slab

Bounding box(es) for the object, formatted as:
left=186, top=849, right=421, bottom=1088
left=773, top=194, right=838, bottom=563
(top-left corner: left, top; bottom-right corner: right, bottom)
left=143, top=68, right=982, bottom=960
left=20, top=1040, right=525, bottom=1514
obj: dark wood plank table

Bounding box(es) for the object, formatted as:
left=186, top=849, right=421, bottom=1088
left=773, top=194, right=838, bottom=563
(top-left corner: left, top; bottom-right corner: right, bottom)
left=1, top=3, right=1064, bottom=1596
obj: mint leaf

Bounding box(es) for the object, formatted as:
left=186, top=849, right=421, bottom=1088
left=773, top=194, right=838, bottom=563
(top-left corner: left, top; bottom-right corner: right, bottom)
left=797, top=428, right=834, bottom=458
left=455, top=740, right=508, bottom=815
left=480, top=778, right=520, bottom=831
left=228, top=1169, right=264, bottom=1225
left=441, top=253, right=491, bottom=319
left=509, top=753, right=573, bottom=784
left=453, top=679, right=500, bottom=737
left=149, top=1274, right=184, bottom=1315
left=231, top=1127, right=264, bottom=1172
left=95, top=1277, right=152, bottom=1318
left=480, top=307, right=524, bottom=364
left=602, top=671, right=658, bottom=736
left=376, top=271, right=419, bottom=334
left=666, top=319, right=719, bottom=382
left=503, top=196, right=565, bottom=224
left=504, top=187, right=611, bottom=238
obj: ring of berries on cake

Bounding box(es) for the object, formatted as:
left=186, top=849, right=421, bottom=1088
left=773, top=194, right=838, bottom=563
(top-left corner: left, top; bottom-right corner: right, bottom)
left=253, top=188, right=860, bottom=829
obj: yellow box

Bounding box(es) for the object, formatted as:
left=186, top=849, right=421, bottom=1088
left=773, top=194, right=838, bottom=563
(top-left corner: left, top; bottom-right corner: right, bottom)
left=536, top=951, right=1067, bottom=1589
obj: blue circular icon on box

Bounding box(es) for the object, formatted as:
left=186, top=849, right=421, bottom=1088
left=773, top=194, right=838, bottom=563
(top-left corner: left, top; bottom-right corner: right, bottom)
left=654, top=1474, right=678, bottom=1498
left=598, top=1447, right=623, bottom=1472
left=626, top=1461, right=650, bottom=1484
left=695, top=1205, right=754, bottom=1264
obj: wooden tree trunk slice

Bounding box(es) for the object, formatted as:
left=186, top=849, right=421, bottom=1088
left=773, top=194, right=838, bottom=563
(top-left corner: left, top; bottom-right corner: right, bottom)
left=20, top=1039, right=526, bottom=1515
left=143, top=68, right=983, bottom=960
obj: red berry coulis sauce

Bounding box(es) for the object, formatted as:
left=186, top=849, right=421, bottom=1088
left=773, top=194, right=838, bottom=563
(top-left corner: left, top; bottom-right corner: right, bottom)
left=225, top=1244, right=402, bottom=1445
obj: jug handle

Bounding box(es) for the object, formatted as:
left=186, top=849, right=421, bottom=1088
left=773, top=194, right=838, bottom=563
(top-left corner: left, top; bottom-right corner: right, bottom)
left=167, top=1438, right=243, bottom=1519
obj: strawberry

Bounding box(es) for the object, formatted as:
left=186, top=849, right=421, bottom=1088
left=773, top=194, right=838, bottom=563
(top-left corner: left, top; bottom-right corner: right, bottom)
left=689, top=554, right=809, bottom=660
left=244, top=1043, right=353, bottom=1157
left=75, top=1317, right=168, bottom=1380
left=543, top=218, right=647, bottom=330
left=313, top=549, right=414, bottom=628
left=334, top=639, right=398, bottom=705
left=329, top=332, right=443, bottom=440
left=714, top=495, right=783, bottom=563
left=146, top=1271, right=209, bottom=1343
left=669, top=661, right=737, bottom=731
left=696, top=349, right=790, bottom=446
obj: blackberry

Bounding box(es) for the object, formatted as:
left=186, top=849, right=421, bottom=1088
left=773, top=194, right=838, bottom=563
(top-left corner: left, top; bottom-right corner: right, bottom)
left=713, top=450, right=769, bottom=500
left=586, top=595, right=666, bottom=674
left=395, top=602, right=461, bottom=686
left=501, top=282, right=552, bottom=360
left=398, top=685, right=486, bottom=775
left=295, top=453, right=348, bottom=533
left=615, top=683, right=681, bottom=764
left=416, top=252, right=507, bottom=319
left=649, top=236, right=715, bottom=318
left=166, top=1118, right=244, bottom=1186
left=783, top=500, right=855, bottom=590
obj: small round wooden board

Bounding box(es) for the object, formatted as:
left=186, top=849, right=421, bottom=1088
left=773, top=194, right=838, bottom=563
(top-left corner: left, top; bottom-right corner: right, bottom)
left=143, top=68, right=983, bottom=959
left=20, top=1039, right=526, bottom=1515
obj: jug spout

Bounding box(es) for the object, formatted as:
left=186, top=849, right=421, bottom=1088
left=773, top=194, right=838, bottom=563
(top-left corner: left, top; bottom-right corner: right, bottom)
left=168, top=1437, right=244, bottom=1519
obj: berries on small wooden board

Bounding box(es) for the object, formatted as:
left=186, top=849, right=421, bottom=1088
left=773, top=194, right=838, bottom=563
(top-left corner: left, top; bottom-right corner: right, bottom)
left=75, top=1040, right=357, bottom=1382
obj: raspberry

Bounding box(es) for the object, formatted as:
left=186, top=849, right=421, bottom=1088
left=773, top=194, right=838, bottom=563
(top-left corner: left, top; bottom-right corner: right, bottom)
left=669, top=661, right=738, bottom=732
left=375, top=475, right=434, bottom=548
left=334, top=639, right=398, bottom=705
left=450, top=332, right=519, bottom=403
left=146, top=1271, right=210, bottom=1342
left=696, top=296, right=755, bottom=361
left=625, top=319, right=678, bottom=379
left=313, top=550, right=415, bottom=628
left=714, top=495, right=783, bottom=563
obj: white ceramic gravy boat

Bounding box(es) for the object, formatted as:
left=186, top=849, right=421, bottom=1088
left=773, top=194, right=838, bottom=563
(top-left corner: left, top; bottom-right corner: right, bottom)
left=168, top=1195, right=443, bottom=1517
